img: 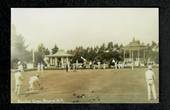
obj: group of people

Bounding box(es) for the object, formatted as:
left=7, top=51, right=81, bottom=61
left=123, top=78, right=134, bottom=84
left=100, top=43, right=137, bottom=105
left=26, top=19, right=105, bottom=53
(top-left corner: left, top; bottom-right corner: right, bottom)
left=80, top=57, right=126, bottom=70
left=68, top=57, right=158, bottom=101
left=14, top=61, right=42, bottom=96
left=112, top=59, right=125, bottom=69
left=14, top=60, right=158, bottom=101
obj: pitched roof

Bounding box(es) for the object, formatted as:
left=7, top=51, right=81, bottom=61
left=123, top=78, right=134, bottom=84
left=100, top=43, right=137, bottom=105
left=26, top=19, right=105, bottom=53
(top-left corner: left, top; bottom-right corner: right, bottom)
left=46, top=50, right=73, bottom=57
left=122, top=38, right=147, bottom=50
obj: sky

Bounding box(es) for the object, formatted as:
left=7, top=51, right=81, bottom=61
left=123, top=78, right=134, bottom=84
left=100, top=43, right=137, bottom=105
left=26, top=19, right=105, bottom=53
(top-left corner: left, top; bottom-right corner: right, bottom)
left=11, top=8, right=159, bottom=51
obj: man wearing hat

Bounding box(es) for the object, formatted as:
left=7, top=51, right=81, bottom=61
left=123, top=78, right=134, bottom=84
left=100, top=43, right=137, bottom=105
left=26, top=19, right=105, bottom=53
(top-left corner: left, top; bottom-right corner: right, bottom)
left=29, top=74, right=42, bottom=91
left=15, top=70, right=24, bottom=96
left=145, top=65, right=157, bottom=101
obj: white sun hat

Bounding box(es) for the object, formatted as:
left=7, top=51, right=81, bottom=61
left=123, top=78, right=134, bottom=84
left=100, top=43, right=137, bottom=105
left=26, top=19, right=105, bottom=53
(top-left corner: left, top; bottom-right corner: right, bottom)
left=17, top=61, right=21, bottom=65
left=148, top=65, right=152, bottom=70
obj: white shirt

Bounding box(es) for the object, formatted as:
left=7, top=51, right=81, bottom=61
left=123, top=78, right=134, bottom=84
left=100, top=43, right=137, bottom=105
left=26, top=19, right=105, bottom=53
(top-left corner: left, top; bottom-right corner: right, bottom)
left=38, top=64, right=41, bottom=68
left=98, top=62, right=101, bottom=65
left=112, top=59, right=115, bottom=63
left=15, top=72, right=23, bottom=85
left=145, top=70, right=155, bottom=80
left=18, top=64, right=23, bottom=72
left=29, top=76, right=40, bottom=85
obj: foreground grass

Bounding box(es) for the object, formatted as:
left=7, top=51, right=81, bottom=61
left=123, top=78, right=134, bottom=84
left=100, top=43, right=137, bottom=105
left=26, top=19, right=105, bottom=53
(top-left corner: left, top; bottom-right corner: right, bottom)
left=11, top=68, right=159, bottom=103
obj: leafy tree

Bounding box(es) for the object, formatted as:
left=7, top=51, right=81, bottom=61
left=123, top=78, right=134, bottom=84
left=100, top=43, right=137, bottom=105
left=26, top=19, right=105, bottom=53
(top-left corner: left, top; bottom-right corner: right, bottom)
left=34, top=43, right=48, bottom=65
left=151, top=41, right=157, bottom=48
left=11, top=34, right=32, bottom=68
left=88, top=47, right=97, bottom=61
left=52, top=44, right=59, bottom=54
left=44, top=48, right=50, bottom=55
left=107, top=42, right=114, bottom=52
left=113, top=43, right=119, bottom=51
left=68, top=42, right=125, bottom=66
left=150, top=41, right=159, bottom=64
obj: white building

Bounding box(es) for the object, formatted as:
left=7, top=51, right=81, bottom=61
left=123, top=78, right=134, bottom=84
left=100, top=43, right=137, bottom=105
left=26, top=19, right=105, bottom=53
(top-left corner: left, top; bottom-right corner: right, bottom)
left=45, top=50, right=73, bottom=68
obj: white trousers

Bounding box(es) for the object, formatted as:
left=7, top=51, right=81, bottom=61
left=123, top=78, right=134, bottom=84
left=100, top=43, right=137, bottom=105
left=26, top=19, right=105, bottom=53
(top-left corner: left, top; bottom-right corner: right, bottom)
left=146, top=80, right=157, bottom=100
left=98, top=64, right=100, bottom=69
left=37, top=66, right=40, bottom=72
left=103, top=65, right=106, bottom=69
left=15, top=84, right=22, bottom=95
left=29, top=82, right=40, bottom=90
left=29, top=83, right=34, bottom=90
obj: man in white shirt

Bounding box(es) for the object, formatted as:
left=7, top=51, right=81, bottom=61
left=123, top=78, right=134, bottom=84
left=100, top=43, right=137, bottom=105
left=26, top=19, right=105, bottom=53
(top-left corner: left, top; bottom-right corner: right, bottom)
left=37, top=63, right=41, bottom=72
left=15, top=70, right=24, bottom=96
left=17, top=61, right=24, bottom=72
left=29, top=74, right=41, bottom=91
left=145, top=65, right=157, bottom=101
left=76, top=60, right=79, bottom=70
left=115, top=62, right=118, bottom=69
left=103, top=62, right=106, bottom=69
left=40, top=63, right=44, bottom=71
left=112, top=59, right=116, bottom=69
left=97, top=61, right=101, bottom=69
left=89, top=61, right=92, bottom=69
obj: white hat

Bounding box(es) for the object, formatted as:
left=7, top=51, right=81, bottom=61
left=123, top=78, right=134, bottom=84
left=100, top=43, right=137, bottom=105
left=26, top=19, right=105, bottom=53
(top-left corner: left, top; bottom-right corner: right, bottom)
left=148, top=65, right=152, bottom=70
left=17, top=61, right=21, bottom=65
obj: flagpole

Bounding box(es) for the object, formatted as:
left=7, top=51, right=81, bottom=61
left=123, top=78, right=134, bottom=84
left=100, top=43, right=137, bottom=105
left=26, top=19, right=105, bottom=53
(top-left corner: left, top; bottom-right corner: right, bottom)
left=33, top=49, right=35, bottom=67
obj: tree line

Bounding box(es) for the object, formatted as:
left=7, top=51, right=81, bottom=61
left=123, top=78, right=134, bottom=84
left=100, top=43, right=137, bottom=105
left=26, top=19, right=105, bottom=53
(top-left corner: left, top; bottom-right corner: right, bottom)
left=11, top=34, right=59, bottom=68
left=11, top=34, right=159, bottom=69
left=67, top=42, right=124, bottom=64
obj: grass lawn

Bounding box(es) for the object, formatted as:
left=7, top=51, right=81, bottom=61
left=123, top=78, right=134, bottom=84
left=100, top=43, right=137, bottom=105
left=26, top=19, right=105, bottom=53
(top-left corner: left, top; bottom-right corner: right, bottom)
left=11, top=68, right=159, bottom=103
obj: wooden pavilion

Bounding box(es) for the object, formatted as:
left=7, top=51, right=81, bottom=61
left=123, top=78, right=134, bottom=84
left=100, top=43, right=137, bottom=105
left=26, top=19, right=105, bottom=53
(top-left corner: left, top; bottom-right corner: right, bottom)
left=122, top=38, right=148, bottom=66
left=45, top=50, right=73, bottom=68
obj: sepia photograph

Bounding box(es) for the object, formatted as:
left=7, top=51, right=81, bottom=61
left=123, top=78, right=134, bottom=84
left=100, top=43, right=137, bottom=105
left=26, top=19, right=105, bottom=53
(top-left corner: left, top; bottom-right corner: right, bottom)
left=11, top=8, right=159, bottom=103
